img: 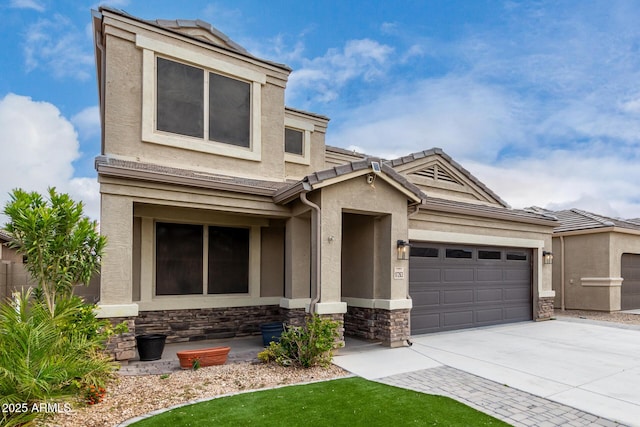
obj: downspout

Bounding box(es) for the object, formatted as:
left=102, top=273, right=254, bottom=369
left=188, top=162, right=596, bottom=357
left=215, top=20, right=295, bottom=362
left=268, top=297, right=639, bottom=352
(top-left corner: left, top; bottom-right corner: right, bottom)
left=94, top=27, right=106, bottom=155
left=560, top=235, right=565, bottom=311
left=300, top=187, right=321, bottom=314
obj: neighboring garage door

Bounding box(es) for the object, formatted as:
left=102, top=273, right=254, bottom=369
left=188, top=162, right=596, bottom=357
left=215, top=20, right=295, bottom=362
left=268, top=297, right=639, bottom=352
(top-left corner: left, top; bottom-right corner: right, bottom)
left=621, top=254, right=640, bottom=310
left=409, top=243, right=532, bottom=335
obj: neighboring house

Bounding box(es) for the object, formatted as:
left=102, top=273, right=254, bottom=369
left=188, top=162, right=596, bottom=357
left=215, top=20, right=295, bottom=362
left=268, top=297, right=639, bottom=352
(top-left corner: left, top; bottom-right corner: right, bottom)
left=542, top=208, right=640, bottom=312
left=0, top=230, right=31, bottom=300
left=92, top=7, right=557, bottom=362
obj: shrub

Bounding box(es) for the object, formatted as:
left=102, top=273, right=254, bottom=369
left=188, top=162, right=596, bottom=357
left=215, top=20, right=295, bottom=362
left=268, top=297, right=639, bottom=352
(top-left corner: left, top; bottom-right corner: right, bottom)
left=0, top=291, right=118, bottom=426
left=261, top=315, right=343, bottom=368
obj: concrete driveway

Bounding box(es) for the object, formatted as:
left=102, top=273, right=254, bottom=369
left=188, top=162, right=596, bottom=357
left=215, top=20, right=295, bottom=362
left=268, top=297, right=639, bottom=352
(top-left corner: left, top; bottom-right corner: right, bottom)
left=334, top=319, right=640, bottom=426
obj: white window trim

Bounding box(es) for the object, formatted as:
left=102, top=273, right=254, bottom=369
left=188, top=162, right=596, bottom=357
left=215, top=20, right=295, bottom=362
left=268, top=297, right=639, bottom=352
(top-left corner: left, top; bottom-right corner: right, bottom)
left=137, top=34, right=264, bottom=162
left=284, top=117, right=313, bottom=165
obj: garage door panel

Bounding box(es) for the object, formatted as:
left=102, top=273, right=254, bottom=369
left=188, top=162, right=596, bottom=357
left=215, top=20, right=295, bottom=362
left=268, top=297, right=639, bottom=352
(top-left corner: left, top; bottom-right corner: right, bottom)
left=411, top=290, right=440, bottom=306
left=411, top=312, right=441, bottom=333
left=504, top=269, right=530, bottom=281
left=477, top=269, right=503, bottom=282
left=622, top=254, right=640, bottom=310
left=410, top=268, right=441, bottom=282
left=504, top=306, right=532, bottom=321
left=475, top=308, right=503, bottom=323
left=443, top=289, right=474, bottom=305
left=476, top=288, right=502, bottom=303
left=410, top=243, right=532, bottom=335
left=504, top=287, right=530, bottom=301
left=443, top=310, right=473, bottom=328
left=444, top=268, right=474, bottom=282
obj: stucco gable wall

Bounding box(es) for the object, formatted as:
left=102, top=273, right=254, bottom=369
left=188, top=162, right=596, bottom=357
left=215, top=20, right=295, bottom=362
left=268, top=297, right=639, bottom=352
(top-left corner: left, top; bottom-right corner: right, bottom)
left=319, top=176, right=410, bottom=303
left=100, top=15, right=291, bottom=181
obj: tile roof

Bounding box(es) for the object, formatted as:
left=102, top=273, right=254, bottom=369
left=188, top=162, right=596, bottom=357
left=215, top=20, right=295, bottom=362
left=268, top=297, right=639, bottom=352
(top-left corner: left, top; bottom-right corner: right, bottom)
left=98, top=7, right=290, bottom=71
left=422, top=198, right=558, bottom=225
left=548, top=209, right=640, bottom=233
left=274, top=157, right=424, bottom=204
left=324, top=145, right=368, bottom=159
left=95, top=156, right=291, bottom=195
left=385, top=148, right=510, bottom=208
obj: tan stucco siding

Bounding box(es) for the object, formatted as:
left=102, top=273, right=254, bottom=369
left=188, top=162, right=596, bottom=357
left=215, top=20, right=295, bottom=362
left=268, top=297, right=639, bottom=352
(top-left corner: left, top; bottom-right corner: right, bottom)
left=552, top=232, right=617, bottom=311
left=102, top=20, right=295, bottom=181
left=319, top=177, right=410, bottom=304
left=260, top=224, right=285, bottom=297
left=610, top=232, right=640, bottom=277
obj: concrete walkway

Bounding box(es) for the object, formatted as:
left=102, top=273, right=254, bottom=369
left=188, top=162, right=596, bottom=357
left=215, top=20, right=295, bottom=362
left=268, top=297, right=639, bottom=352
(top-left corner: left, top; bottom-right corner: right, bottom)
left=334, top=319, right=640, bottom=426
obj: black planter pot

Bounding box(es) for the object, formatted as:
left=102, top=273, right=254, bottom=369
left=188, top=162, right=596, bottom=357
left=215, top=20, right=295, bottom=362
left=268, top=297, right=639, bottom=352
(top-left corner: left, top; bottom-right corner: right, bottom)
left=260, top=322, right=285, bottom=347
left=136, top=334, right=167, bottom=361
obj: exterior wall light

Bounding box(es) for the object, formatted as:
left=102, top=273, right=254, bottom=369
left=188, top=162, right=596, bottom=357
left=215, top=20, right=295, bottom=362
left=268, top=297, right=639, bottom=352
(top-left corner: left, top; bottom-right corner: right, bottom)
left=397, top=240, right=411, bottom=260
left=543, top=250, right=553, bottom=265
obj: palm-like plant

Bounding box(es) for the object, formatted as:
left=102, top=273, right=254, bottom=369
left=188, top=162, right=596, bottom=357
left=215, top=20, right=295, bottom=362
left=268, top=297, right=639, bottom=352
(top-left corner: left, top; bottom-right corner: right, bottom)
left=0, top=290, right=116, bottom=426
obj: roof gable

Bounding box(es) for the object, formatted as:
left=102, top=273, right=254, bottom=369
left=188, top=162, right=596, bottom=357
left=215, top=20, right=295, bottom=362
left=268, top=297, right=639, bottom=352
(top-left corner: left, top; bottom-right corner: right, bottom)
left=387, top=148, right=509, bottom=207
left=150, top=19, right=250, bottom=54
left=274, top=158, right=424, bottom=204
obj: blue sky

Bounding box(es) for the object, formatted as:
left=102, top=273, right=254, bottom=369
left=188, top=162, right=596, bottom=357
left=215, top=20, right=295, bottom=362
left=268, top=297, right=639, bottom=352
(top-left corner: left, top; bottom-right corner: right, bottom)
left=1, top=0, right=640, bottom=221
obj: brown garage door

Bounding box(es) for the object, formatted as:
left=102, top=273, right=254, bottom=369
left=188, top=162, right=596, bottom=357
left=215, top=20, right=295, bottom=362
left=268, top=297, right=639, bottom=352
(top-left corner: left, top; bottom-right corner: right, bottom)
left=621, top=254, right=640, bottom=310
left=409, top=243, right=532, bottom=335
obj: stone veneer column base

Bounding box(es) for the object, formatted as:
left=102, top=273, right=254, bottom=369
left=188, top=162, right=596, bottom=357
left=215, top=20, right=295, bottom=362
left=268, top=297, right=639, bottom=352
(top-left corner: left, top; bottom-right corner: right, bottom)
left=317, top=313, right=345, bottom=347
left=344, top=307, right=410, bottom=347
left=103, top=317, right=137, bottom=363
left=135, top=305, right=282, bottom=343
left=279, top=307, right=307, bottom=327
left=536, top=296, right=554, bottom=320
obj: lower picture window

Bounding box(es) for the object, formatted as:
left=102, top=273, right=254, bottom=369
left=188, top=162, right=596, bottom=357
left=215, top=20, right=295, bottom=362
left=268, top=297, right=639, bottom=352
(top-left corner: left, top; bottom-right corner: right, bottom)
left=155, top=222, right=249, bottom=296
left=156, top=222, right=203, bottom=295
left=208, top=226, right=249, bottom=294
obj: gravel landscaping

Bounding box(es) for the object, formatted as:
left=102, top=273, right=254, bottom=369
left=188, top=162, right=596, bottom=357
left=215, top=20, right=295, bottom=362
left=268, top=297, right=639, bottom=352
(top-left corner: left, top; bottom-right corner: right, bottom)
left=40, top=309, right=640, bottom=427
left=40, top=362, right=348, bottom=427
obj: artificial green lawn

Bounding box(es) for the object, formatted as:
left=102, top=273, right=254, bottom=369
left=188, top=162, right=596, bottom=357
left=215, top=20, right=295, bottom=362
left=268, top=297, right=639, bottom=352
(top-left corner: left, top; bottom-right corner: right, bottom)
left=131, top=376, right=510, bottom=426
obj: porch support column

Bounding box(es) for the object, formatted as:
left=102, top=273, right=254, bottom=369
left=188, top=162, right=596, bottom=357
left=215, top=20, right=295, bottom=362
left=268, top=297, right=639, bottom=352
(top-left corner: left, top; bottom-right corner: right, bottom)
left=284, top=216, right=311, bottom=301
left=97, top=193, right=138, bottom=318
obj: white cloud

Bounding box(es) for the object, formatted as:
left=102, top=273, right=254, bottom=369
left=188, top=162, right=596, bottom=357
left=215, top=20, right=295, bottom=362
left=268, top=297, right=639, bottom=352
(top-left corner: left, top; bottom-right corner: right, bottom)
left=9, top=0, right=45, bottom=12
left=328, top=75, right=525, bottom=163
left=286, top=39, right=394, bottom=106
left=24, top=14, right=94, bottom=81
left=465, top=149, right=640, bottom=218
left=0, top=94, right=99, bottom=225
left=71, top=105, right=100, bottom=141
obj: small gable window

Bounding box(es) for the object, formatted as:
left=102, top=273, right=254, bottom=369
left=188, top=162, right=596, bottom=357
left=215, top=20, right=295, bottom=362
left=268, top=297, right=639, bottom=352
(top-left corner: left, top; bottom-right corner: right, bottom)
left=283, top=116, right=314, bottom=165
left=285, top=127, right=304, bottom=155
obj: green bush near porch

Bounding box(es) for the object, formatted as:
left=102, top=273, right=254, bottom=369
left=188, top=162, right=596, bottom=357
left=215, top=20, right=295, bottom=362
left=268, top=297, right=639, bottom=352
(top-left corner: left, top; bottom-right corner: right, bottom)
left=131, top=377, right=509, bottom=426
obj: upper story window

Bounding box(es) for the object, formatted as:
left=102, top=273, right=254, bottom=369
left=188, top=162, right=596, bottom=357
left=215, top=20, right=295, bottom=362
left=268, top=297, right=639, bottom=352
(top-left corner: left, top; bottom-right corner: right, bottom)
left=137, top=35, right=265, bottom=161
left=156, top=58, right=251, bottom=148
left=284, top=117, right=313, bottom=165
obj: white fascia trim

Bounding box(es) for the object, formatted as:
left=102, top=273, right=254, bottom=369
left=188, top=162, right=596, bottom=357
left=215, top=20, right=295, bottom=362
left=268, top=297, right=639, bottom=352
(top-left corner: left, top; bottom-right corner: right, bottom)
left=342, top=297, right=413, bottom=310
left=581, top=277, right=624, bottom=287
left=95, top=303, right=139, bottom=318
left=136, top=35, right=266, bottom=83
left=280, top=297, right=311, bottom=309
left=409, top=229, right=544, bottom=249
left=313, top=302, right=348, bottom=314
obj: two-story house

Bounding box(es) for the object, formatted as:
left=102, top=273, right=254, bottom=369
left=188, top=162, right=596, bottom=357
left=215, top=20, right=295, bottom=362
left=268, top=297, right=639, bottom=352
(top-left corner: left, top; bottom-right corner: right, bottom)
left=92, top=7, right=557, bottom=362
